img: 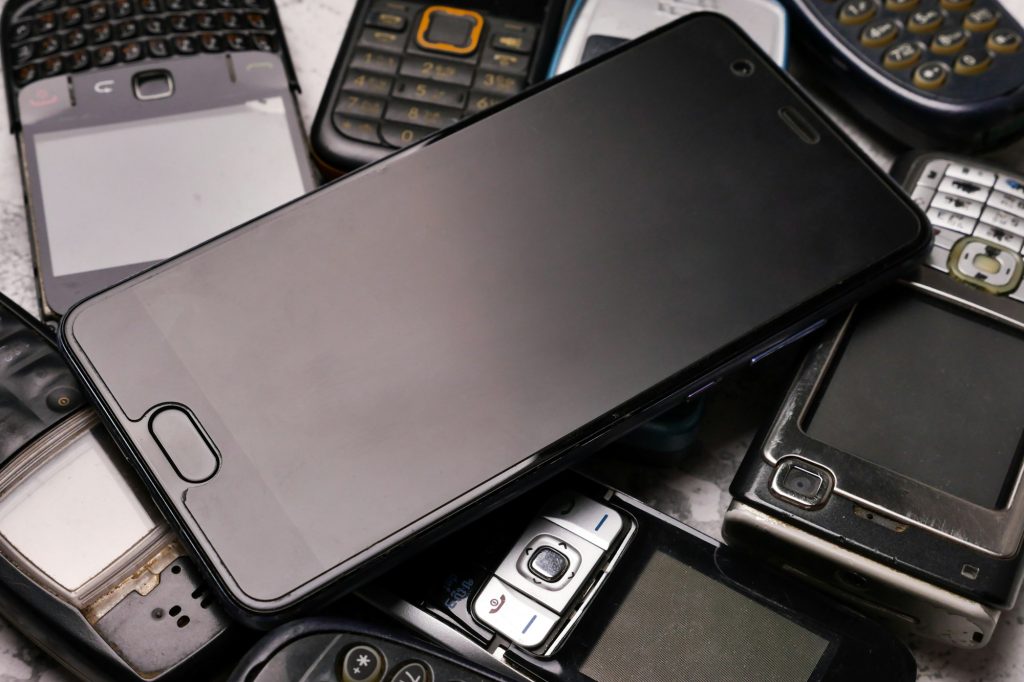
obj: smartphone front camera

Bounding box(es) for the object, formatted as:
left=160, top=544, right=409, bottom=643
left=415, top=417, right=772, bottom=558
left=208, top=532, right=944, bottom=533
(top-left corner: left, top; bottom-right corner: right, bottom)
left=731, top=59, right=755, bottom=77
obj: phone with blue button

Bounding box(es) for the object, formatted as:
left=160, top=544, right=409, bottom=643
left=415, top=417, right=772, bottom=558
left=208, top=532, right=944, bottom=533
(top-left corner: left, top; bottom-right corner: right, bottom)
left=358, top=471, right=917, bottom=681
left=1, top=0, right=317, bottom=319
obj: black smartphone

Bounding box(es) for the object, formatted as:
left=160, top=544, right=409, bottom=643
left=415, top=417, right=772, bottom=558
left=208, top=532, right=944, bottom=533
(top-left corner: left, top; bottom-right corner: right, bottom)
left=725, top=152, right=1024, bottom=649
left=357, top=471, right=916, bottom=681
left=310, top=0, right=566, bottom=175
left=1, top=0, right=318, bottom=318
left=779, top=0, right=1024, bottom=150
left=228, top=615, right=516, bottom=681
left=59, top=14, right=929, bottom=626
left=0, top=292, right=243, bottom=680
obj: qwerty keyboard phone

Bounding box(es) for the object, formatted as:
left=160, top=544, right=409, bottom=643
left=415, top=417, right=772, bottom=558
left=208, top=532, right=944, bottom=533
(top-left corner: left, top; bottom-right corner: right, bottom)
left=310, top=0, right=565, bottom=174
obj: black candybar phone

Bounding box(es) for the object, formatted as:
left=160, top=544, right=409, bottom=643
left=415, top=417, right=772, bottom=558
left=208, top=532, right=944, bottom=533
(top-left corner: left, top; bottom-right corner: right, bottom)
left=726, top=152, right=1024, bottom=648
left=1, top=0, right=317, bottom=318
left=228, top=616, right=515, bottom=681
left=0, top=292, right=243, bottom=680
left=780, top=0, right=1024, bottom=150
left=60, top=14, right=929, bottom=626
left=358, top=471, right=917, bottom=681
left=310, top=0, right=565, bottom=174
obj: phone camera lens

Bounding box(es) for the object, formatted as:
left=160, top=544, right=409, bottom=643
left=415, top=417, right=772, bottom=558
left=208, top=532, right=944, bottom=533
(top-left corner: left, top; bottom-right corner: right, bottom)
left=731, top=59, right=755, bottom=77
left=46, top=386, right=82, bottom=412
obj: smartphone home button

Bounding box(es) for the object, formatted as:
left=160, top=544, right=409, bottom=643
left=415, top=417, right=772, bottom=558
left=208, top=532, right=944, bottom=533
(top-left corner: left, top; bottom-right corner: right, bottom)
left=149, top=407, right=219, bottom=483
left=133, top=70, right=174, bottom=101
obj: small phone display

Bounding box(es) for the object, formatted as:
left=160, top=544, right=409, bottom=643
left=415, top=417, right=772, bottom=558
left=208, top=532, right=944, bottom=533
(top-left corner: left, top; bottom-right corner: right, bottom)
left=360, top=473, right=916, bottom=681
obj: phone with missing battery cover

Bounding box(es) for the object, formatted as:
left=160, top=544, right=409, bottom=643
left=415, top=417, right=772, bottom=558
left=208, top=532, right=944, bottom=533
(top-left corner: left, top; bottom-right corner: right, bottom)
left=60, top=14, right=930, bottom=626
left=0, top=292, right=244, bottom=680
left=1, top=0, right=317, bottom=318
left=725, top=153, right=1024, bottom=648
left=358, top=471, right=917, bottom=681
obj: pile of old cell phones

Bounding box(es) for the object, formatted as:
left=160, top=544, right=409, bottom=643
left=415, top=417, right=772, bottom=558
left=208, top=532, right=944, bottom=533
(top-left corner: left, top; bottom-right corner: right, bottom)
left=3, top=0, right=1024, bottom=678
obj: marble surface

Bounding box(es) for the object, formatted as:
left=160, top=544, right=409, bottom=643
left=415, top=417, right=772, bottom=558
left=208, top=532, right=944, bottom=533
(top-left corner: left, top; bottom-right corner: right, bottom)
left=1, top=0, right=1024, bottom=679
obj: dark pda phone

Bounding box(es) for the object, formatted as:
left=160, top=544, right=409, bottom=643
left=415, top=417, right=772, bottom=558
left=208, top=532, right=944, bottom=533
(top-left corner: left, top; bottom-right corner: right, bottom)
left=229, top=616, right=515, bottom=681
left=726, top=153, right=1024, bottom=647
left=0, top=292, right=242, bottom=680
left=359, top=472, right=917, bottom=681
left=310, top=0, right=566, bottom=174
left=2, top=0, right=317, bottom=318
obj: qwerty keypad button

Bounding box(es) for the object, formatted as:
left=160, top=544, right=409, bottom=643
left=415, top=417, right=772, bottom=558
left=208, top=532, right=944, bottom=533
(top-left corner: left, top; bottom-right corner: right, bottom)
left=384, top=101, right=459, bottom=128
left=367, top=10, right=407, bottom=31
left=933, top=191, right=985, bottom=218
left=399, top=56, right=472, bottom=85
left=359, top=27, right=407, bottom=53
left=147, top=37, right=170, bottom=56
left=144, top=18, right=166, bottom=34
left=380, top=121, right=432, bottom=147
left=466, top=91, right=504, bottom=114
left=988, top=29, right=1021, bottom=54
left=35, top=12, right=58, bottom=35
left=954, top=49, right=992, bottom=75
left=194, top=12, right=218, bottom=29
left=11, top=43, right=35, bottom=66
left=480, top=47, right=529, bottom=76
left=139, top=0, right=162, bottom=12
left=940, top=0, right=973, bottom=9
left=990, top=191, right=1024, bottom=219
left=12, top=22, right=33, bottom=43
left=169, top=14, right=192, bottom=31
left=335, top=115, right=382, bottom=143
left=976, top=223, right=1024, bottom=251
left=913, top=60, right=948, bottom=89
left=116, top=20, right=139, bottom=40
left=907, top=9, right=942, bottom=33
left=85, top=3, right=109, bottom=22
left=931, top=27, right=968, bottom=55
left=839, top=0, right=877, bottom=24
left=172, top=34, right=197, bottom=53
left=37, top=36, right=60, bottom=56
left=245, top=12, right=269, bottom=29
left=200, top=32, right=222, bottom=51
left=68, top=48, right=91, bottom=70
left=92, top=44, right=118, bottom=65
left=939, top=175, right=989, bottom=200
left=112, top=0, right=135, bottom=17
left=352, top=48, right=400, bottom=75
left=63, top=28, right=87, bottom=48
left=220, top=10, right=241, bottom=29
left=947, top=163, right=997, bottom=187
left=120, top=41, right=143, bottom=61
left=861, top=19, right=901, bottom=47
left=392, top=78, right=466, bottom=107
left=964, top=7, right=999, bottom=32
left=89, top=23, right=112, bottom=44
left=336, top=93, right=386, bottom=119
left=981, top=206, right=1024, bottom=236
left=251, top=32, right=274, bottom=51
left=40, top=55, right=64, bottom=77
left=61, top=7, right=84, bottom=28
left=883, top=41, right=923, bottom=69
left=224, top=32, right=249, bottom=49
left=343, top=71, right=393, bottom=96
left=473, top=70, right=523, bottom=95
left=15, top=64, right=37, bottom=86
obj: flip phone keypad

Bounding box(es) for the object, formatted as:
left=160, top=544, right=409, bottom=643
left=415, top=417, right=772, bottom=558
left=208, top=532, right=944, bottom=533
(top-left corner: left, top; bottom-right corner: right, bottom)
left=814, top=0, right=1024, bottom=97
left=470, top=492, right=624, bottom=650
left=333, top=1, right=540, bottom=150
left=910, top=159, right=1024, bottom=297
left=6, top=0, right=282, bottom=87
